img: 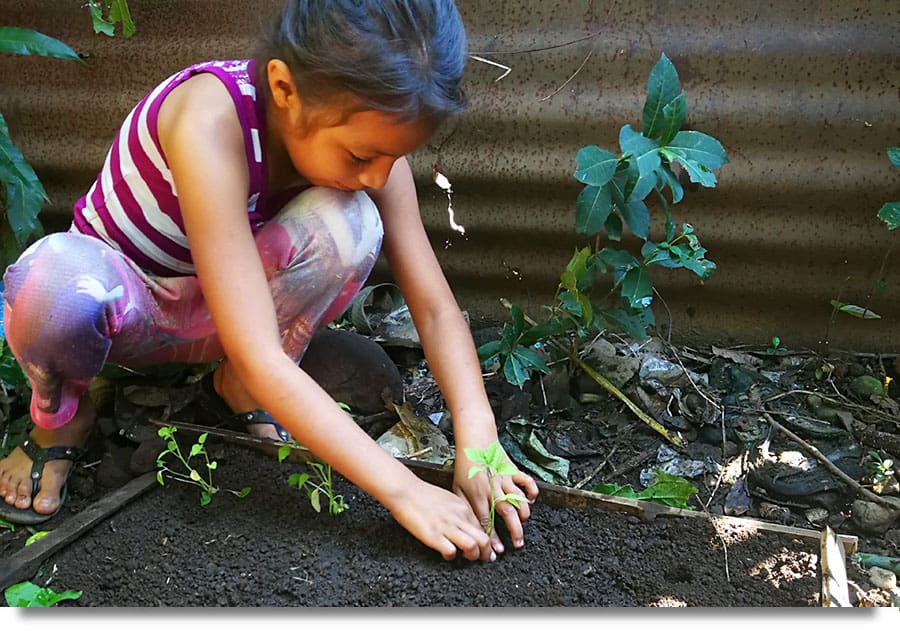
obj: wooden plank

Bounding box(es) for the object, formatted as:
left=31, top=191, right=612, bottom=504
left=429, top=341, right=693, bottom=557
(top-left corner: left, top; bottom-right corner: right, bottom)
left=150, top=418, right=860, bottom=554
left=820, top=526, right=852, bottom=607
left=0, top=471, right=158, bottom=590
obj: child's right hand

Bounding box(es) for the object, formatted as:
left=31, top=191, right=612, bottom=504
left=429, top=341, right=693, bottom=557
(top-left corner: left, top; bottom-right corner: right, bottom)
left=387, top=480, right=495, bottom=561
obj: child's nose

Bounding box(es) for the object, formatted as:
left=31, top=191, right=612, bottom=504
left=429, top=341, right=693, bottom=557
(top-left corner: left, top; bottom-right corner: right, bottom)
left=357, top=159, right=394, bottom=190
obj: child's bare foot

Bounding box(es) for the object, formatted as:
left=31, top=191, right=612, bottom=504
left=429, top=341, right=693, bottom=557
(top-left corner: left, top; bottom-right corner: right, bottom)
left=0, top=396, right=95, bottom=523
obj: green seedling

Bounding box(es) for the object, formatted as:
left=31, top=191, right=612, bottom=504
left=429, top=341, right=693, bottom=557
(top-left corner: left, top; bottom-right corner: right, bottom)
left=766, top=336, right=788, bottom=354
left=25, top=530, right=49, bottom=546
left=464, top=441, right=528, bottom=535
left=156, top=426, right=251, bottom=506
left=277, top=444, right=348, bottom=516
left=0, top=518, right=14, bottom=532
left=4, top=581, right=82, bottom=607
left=867, top=451, right=895, bottom=485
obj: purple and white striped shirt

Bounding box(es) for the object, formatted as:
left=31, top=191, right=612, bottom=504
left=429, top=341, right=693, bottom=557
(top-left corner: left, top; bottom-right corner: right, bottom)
left=71, top=60, right=269, bottom=277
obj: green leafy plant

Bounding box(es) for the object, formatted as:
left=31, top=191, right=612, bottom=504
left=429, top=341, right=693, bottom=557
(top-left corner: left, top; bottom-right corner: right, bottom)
left=593, top=469, right=698, bottom=509
left=4, top=581, right=82, bottom=607
left=277, top=444, right=348, bottom=516
left=867, top=451, right=895, bottom=485
left=766, top=336, right=787, bottom=354
left=156, top=426, right=251, bottom=506
left=464, top=441, right=528, bottom=535
left=478, top=53, right=728, bottom=389
left=0, top=517, right=13, bottom=532
left=87, top=0, right=136, bottom=38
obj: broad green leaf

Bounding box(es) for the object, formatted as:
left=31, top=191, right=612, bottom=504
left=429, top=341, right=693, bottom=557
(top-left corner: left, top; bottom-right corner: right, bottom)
left=642, top=53, right=681, bottom=140
left=277, top=444, right=291, bottom=463
left=667, top=131, right=729, bottom=169
left=598, top=306, right=652, bottom=343
left=575, top=184, right=613, bottom=235
left=878, top=202, right=900, bottom=230
left=467, top=465, right=485, bottom=479
left=655, top=163, right=684, bottom=205
left=562, top=247, right=593, bottom=291
left=593, top=470, right=697, bottom=509
left=619, top=197, right=650, bottom=239
left=109, top=0, right=136, bottom=38
left=4, top=581, right=82, bottom=607
left=200, top=491, right=211, bottom=506
left=598, top=247, right=640, bottom=269
left=887, top=147, right=900, bottom=169
left=604, top=211, right=623, bottom=241
left=237, top=487, right=251, bottom=498
left=659, top=91, right=687, bottom=145
left=484, top=440, right=505, bottom=468
left=189, top=443, right=203, bottom=458
left=0, top=27, right=82, bottom=61
left=662, top=131, right=729, bottom=188
left=509, top=303, right=525, bottom=339
left=309, top=489, right=321, bottom=513
left=519, top=320, right=564, bottom=346
left=503, top=353, right=531, bottom=388
left=573, top=145, right=619, bottom=187
left=0, top=112, right=46, bottom=246
left=189, top=469, right=201, bottom=482
left=619, top=125, right=661, bottom=199
left=89, top=2, right=116, bottom=37
left=476, top=339, right=502, bottom=363
left=513, top=345, right=551, bottom=375
left=620, top=267, right=654, bottom=309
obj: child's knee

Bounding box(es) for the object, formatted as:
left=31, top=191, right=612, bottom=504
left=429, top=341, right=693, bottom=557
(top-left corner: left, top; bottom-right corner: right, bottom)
left=262, top=186, right=384, bottom=278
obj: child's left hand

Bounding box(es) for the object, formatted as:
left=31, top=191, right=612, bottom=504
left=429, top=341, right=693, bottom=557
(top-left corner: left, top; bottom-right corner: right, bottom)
left=453, top=443, right=539, bottom=556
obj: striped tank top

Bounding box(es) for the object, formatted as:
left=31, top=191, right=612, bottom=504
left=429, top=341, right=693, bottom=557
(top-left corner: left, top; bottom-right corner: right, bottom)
left=71, top=60, right=270, bottom=276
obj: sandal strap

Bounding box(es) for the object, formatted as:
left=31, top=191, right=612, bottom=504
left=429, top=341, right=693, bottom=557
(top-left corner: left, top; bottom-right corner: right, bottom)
left=20, top=437, right=85, bottom=498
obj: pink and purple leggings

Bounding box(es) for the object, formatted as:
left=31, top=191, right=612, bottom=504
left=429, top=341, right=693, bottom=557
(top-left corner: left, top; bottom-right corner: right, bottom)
left=2, top=187, right=383, bottom=430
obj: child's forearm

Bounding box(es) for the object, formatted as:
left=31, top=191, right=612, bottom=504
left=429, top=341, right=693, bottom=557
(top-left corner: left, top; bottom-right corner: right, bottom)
left=235, top=350, right=422, bottom=509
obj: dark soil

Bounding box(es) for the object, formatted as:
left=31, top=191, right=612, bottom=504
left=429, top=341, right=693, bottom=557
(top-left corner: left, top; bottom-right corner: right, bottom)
left=2, top=332, right=899, bottom=608
left=4, top=444, right=821, bottom=607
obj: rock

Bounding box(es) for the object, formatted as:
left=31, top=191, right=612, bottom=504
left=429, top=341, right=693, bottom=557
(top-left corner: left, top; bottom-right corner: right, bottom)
left=850, top=497, right=900, bottom=535
left=299, top=329, right=404, bottom=415
left=868, top=567, right=897, bottom=592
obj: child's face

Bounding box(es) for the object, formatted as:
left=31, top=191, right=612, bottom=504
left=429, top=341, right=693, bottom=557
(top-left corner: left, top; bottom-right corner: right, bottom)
left=280, top=108, right=436, bottom=192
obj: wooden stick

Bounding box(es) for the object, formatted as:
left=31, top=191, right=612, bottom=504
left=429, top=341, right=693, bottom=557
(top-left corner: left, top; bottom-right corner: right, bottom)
left=820, top=526, right=852, bottom=607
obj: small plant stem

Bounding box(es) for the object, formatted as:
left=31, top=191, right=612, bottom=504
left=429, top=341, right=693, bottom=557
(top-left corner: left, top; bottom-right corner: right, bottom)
left=500, top=298, right=686, bottom=450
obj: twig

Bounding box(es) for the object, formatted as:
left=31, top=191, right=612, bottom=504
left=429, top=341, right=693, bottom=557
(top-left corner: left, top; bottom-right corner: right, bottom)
left=573, top=445, right=618, bottom=489
left=468, top=55, right=511, bottom=81
left=499, top=298, right=686, bottom=449
left=756, top=406, right=900, bottom=512
left=696, top=495, right=732, bottom=584
left=539, top=47, right=593, bottom=102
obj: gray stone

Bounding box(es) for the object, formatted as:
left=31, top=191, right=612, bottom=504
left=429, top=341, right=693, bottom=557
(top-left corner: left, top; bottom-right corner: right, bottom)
left=300, top=329, right=404, bottom=415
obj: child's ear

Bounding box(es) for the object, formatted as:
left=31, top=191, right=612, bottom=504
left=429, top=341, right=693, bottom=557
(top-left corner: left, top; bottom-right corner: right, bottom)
left=266, top=59, right=302, bottom=114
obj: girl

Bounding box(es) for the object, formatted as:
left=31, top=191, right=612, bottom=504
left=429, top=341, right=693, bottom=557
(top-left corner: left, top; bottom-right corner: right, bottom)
left=0, top=0, right=538, bottom=562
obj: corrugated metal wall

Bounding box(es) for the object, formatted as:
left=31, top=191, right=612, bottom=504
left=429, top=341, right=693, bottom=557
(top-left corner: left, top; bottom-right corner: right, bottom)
left=2, top=1, right=898, bottom=352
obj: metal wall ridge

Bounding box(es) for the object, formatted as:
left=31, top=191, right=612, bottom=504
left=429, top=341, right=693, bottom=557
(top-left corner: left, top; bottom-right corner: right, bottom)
left=1, top=0, right=898, bottom=353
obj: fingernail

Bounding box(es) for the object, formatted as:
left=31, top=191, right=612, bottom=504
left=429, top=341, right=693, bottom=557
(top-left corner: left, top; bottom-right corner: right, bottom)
left=490, top=551, right=496, bottom=562
left=515, top=539, right=524, bottom=548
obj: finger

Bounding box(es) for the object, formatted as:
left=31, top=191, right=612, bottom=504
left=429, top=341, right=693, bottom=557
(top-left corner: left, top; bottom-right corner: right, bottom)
left=495, top=498, right=527, bottom=548
left=451, top=523, right=491, bottom=561
left=513, top=471, right=540, bottom=502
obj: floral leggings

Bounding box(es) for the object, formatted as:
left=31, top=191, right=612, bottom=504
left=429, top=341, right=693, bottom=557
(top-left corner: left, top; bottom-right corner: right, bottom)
left=2, top=187, right=383, bottom=430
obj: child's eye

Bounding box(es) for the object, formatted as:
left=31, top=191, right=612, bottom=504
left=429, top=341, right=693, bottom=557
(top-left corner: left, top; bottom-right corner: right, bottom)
left=349, top=153, right=370, bottom=165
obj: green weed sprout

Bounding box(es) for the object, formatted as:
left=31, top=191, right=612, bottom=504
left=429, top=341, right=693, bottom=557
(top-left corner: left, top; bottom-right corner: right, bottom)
left=464, top=441, right=528, bottom=535
left=277, top=443, right=348, bottom=515
left=4, top=581, right=82, bottom=607
left=867, top=451, right=895, bottom=485
left=156, top=426, right=251, bottom=506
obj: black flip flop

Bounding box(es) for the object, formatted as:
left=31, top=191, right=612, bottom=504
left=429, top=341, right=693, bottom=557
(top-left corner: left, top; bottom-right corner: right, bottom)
left=0, top=437, right=85, bottom=525
left=195, top=372, right=290, bottom=442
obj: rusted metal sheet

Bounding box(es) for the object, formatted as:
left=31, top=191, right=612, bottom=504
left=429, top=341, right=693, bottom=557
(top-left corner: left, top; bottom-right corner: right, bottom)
left=1, top=1, right=897, bottom=351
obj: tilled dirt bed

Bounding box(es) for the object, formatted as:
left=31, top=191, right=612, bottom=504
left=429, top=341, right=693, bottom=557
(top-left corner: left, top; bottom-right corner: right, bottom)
left=2, top=442, right=826, bottom=608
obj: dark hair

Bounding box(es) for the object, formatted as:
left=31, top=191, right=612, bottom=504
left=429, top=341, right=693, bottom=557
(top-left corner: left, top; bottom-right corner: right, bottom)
left=256, top=0, right=468, bottom=122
